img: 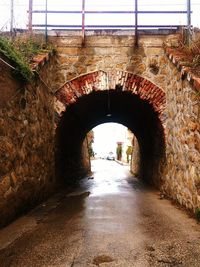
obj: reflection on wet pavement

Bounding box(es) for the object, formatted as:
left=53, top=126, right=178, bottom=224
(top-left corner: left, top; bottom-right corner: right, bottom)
left=0, top=159, right=200, bottom=267
left=78, top=160, right=135, bottom=196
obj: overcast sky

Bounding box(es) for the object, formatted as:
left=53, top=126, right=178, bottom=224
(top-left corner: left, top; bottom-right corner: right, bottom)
left=0, top=0, right=200, bottom=30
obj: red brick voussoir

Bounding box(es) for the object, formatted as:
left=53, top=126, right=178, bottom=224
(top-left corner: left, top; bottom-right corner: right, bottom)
left=55, top=70, right=166, bottom=117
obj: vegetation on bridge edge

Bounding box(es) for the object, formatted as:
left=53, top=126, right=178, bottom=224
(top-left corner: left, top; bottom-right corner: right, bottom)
left=0, top=35, right=54, bottom=83
left=174, top=36, right=200, bottom=76
left=0, top=36, right=33, bottom=82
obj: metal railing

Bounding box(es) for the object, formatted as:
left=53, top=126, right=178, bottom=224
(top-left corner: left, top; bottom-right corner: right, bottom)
left=28, top=0, right=192, bottom=45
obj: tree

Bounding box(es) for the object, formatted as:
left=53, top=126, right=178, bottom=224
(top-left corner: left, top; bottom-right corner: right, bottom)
left=87, top=131, right=95, bottom=157
left=126, top=146, right=133, bottom=163
left=116, top=142, right=123, bottom=161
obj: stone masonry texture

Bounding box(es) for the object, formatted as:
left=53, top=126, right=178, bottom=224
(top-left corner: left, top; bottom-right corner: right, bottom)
left=0, top=52, right=57, bottom=227
left=0, top=33, right=199, bottom=226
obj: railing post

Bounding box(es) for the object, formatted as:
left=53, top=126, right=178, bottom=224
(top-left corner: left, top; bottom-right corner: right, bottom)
left=45, top=0, right=48, bottom=43
left=135, top=0, right=138, bottom=46
left=28, top=0, right=33, bottom=33
left=187, top=0, right=191, bottom=26
left=82, top=0, right=85, bottom=46
left=10, top=0, right=14, bottom=35
left=185, top=0, right=191, bottom=45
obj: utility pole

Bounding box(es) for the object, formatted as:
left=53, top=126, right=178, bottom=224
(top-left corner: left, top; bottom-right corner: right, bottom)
left=10, top=0, right=14, bottom=34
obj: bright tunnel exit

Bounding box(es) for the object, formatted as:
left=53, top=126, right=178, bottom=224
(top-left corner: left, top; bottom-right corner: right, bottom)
left=90, top=123, right=134, bottom=168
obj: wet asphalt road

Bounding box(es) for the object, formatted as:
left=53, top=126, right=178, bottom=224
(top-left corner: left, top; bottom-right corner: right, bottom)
left=0, top=159, right=200, bottom=267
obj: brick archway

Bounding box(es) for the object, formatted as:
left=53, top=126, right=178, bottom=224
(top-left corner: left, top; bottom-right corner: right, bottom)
left=55, top=70, right=166, bottom=120
left=55, top=70, right=166, bottom=186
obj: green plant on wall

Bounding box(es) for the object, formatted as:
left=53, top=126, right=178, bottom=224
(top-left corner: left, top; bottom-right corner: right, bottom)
left=0, top=36, right=33, bottom=82
left=195, top=208, right=200, bottom=221
left=14, top=36, right=51, bottom=62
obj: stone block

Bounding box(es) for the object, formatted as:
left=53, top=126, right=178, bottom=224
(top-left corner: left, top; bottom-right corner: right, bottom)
left=140, top=35, right=166, bottom=47
left=135, top=64, right=147, bottom=74
left=84, top=47, right=95, bottom=55
left=130, top=55, right=143, bottom=65
left=10, top=172, right=18, bottom=187
left=188, top=121, right=198, bottom=131
left=0, top=137, right=15, bottom=176
left=57, top=47, right=80, bottom=55
left=94, top=47, right=113, bottom=56
left=0, top=175, right=11, bottom=193
left=3, top=187, right=15, bottom=199
left=58, top=56, right=78, bottom=65
left=85, top=56, right=103, bottom=66
left=50, top=36, right=81, bottom=46
left=145, top=47, right=164, bottom=56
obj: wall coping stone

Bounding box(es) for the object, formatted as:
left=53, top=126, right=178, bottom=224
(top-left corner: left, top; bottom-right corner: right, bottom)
left=30, top=50, right=55, bottom=71
left=165, top=47, right=200, bottom=92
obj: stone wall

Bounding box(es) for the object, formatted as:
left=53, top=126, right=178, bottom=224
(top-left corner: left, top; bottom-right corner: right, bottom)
left=0, top=53, right=57, bottom=227
left=82, top=137, right=91, bottom=176
left=131, top=138, right=140, bottom=177
left=50, top=34, right=179, bottom=90
left=161, top=62, right=200, bottom=211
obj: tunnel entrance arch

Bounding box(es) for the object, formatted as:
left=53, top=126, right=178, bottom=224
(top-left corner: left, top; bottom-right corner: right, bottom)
left=55, top=70, right=166, bottom=187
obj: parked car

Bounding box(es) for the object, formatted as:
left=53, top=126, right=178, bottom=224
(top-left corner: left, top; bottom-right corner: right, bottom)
left=98, top=153, right=106, bottom=159
left=106, top=152, right=115, bottom=160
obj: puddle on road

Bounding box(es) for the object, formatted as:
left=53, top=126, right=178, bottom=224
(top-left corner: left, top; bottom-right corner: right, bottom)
left=92, top=255, right=114, bottom=266
left=67, top=191, right=90, bottom=198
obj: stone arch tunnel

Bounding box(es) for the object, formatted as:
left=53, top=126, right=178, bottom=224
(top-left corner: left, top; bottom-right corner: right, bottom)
left=55, top=70, right=166, bottom=186
left=0, top=33, right=199, bottom=227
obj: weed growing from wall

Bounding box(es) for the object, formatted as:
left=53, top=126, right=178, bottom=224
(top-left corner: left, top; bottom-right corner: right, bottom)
left=0, top=36, right=33, bottom=82
left=195, top=208, right=200, bottom=221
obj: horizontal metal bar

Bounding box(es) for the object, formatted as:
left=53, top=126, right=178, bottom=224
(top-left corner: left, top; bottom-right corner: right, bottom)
left=32, top=10, right=81, bottom=13
left=32, top=10, right=189, bottom=14
left=32, top=24, right=184, bottom=28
